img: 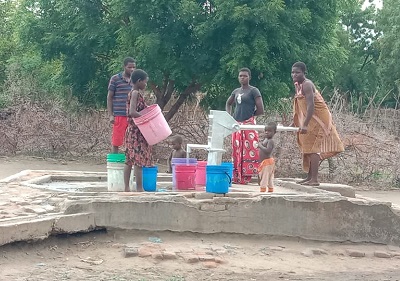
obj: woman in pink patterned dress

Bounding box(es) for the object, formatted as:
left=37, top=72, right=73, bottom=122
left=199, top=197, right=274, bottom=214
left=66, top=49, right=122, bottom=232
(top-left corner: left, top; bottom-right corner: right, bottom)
left=225, top=68, right=265, bottom=184
left=124, top=69, right=152, bottom=192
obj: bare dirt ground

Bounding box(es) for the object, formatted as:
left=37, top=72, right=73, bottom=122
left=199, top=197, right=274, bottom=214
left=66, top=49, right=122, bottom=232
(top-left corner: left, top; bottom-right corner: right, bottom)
left=1, top=230, right=400, bottom=281
left=0, top=155, right=107, bottom=177
left=1, top=156, right=400, bottom=281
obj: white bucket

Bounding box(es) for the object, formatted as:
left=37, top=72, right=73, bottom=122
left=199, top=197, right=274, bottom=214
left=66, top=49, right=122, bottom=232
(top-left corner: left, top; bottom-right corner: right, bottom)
left=107, top=162, right=135, bottom=192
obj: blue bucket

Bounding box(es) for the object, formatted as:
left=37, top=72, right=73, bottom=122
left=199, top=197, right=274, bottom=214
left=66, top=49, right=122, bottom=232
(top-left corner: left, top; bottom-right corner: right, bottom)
left=142, top=166, right=158, bottom=192
left=206, top=165, right=231, bottom=194
left=221, top=162, right=234, bottom=187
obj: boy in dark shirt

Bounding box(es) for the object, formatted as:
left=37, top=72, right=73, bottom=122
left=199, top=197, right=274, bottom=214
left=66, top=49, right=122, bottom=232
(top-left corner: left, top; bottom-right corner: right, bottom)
left=258, top=122, right=277, bottom=192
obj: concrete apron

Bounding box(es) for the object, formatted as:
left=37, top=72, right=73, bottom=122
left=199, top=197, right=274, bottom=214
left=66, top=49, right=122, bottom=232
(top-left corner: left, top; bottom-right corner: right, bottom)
left=0, top=170, right=399, bottom=247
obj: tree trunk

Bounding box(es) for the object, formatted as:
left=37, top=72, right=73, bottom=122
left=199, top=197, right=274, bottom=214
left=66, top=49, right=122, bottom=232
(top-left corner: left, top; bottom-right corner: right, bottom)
left=162, top=79, right=175, bottom=108
left=150, top=82, right=163, bottom=105
left=150, top=73, right=201, bottom=122
left=164, top=82, right=201, bottom=122
left=150, top=78, right=175, bottom=110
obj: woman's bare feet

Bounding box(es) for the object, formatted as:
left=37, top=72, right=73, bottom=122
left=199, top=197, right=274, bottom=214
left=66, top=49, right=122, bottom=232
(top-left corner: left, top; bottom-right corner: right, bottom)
left=296, top=178, right=310, bottom=184
left=302, top=181, right=320, bottom=186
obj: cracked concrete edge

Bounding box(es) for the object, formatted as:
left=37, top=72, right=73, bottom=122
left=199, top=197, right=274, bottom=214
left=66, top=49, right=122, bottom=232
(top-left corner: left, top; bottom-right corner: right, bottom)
left=51, top=174, right=108, bottom=182
left=52, top=213, right=97, bottom=234
left=88, top=196, right=400, bottom=245
left=0, top=170, right=107, bottom=184
left=277, top=180, right=338, bottom=195
left=23, top=175, right=53, bottom=185
left=0, top=213, right=96, bottom=247
left=352, top=195, right=393, bottom=208
left=2, top=170, right=172, bottom=184
left=0, top=170, right=32, bottom=184
left=22, top=170, right=107, bottom=175
left=2, top=194, right=400, bottom=247
left=277, top=179, right=356, bottom=198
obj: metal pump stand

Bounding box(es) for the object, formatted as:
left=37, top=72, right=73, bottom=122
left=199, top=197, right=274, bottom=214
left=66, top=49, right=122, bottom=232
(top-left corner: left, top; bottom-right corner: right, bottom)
left=186, top=110, right=299, bottom=165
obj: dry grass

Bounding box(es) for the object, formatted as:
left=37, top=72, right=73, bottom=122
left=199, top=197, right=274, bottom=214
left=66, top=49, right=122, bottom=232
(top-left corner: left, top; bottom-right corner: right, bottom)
left=0, top=98, right=110, bottom=160
left=0, top=91, right=399, bottom=189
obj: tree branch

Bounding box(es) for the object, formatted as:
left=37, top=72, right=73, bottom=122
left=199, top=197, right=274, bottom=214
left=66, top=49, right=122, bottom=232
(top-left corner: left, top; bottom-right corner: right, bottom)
left=164, top=82, right=201, bottom=122
left=359, top=54, right=370, bottom=71
left=162, top=79, right=175, bottom=107
left=150, top=82, right=162, bottom=102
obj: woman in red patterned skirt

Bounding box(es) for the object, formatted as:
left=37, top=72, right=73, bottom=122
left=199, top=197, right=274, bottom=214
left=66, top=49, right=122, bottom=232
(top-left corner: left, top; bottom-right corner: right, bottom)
left=226, top=68, right=265, bottom=184
left=124, top=69, right=152, bottom=192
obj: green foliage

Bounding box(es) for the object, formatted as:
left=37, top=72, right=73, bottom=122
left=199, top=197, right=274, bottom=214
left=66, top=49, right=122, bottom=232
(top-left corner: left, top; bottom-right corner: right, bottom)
left=19, top=0, right=119, bottom=106
left=0, top=0, right=18, bottom=84
left=334, top=0, right=380, bottom=94
left=1, top=51, right=73, bottom=111
left=7, top=51, right=65, bottom=99
left=0, top=0, right=398, bottom=113
left=13, top=0, right=347, bottom=112
left=377, top=0, right=400, bottom=107
left=112, top=0, right=213, bottom=91
left=200, top=0, right=346, bottom=108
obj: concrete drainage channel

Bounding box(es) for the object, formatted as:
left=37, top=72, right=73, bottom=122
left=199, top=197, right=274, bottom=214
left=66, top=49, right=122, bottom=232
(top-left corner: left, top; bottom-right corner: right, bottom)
left=1, top=170, right=400, bottom=247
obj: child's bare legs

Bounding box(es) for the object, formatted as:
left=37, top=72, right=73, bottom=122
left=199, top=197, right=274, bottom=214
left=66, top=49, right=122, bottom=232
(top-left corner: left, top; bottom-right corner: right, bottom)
left=259, top=165, right=274, bottom=192
left=123, top=163, right=133, bottom=192
left=134, top=165, right=144, bottom=192
left=268, top=166, right=275, bottom=192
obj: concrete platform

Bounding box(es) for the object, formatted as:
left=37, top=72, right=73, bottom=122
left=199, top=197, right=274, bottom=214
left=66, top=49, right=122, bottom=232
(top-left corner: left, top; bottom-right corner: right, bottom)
left=1, top=170, right=399, bottom=247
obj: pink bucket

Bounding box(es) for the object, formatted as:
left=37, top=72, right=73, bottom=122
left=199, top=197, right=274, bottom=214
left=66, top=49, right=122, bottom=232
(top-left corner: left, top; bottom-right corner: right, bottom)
left=195, top=161, right=207, bottom=186
left=134, top=104, right=172, bottom=145
left=175, top=165, right=196, bottom=190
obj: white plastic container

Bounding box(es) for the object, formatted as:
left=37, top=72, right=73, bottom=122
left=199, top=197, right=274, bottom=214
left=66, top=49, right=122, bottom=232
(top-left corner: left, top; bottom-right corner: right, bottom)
left=106, top=154, right=135, bottom=192
left=107, top=162, right=135, bottom=191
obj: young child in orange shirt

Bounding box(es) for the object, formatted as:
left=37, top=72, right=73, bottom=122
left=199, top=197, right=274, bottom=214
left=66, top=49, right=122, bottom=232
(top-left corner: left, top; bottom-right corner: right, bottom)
left=258, top=122, right=277, bottom=192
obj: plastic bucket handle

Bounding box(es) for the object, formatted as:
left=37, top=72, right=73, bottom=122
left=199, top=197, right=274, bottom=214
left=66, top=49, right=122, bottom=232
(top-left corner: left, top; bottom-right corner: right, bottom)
left=134, top=105, right=158, bottom=125
left=224, top=171, right=232, bottom=185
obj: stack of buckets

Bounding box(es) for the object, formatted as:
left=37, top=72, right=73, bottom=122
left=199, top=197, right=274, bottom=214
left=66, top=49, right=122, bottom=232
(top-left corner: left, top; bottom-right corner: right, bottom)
left=106, top=104, right=171, bottom=192
left=107, top=153, right=129, bottom=192
left=122, top=103, right=234, bottom=194
left=172, top=158, right=197, bottom=190
left=106, top=153, right=158, bottom=192
left=172, top=158, right=233, bottom=194
left=107, top=153, right=233, bottom=193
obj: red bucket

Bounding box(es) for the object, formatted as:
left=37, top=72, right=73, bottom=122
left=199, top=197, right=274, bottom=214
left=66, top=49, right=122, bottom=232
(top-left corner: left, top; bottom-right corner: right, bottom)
left=175, top=165, right=196, bottom=190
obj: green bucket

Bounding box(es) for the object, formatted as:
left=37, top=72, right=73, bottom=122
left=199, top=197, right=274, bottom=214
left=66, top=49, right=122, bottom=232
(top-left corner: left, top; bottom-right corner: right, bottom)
left=107, top=153, right=126, bottom=163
